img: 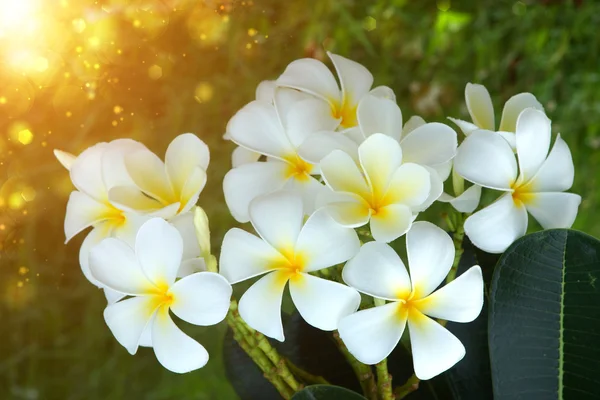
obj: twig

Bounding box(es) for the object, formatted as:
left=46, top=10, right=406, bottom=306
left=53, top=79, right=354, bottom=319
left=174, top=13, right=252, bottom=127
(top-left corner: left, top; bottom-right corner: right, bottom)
left=284, top=358, right=330, bottom=385
left=394, top=374, right=420, bottom=399
left=375, top=358, right=394, bottom=400
left=332, top=331, right=378, bottom=400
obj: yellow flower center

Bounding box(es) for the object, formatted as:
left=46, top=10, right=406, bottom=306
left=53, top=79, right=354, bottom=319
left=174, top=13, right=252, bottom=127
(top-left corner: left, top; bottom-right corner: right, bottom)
left=332, top=100, right=358, bottom=129
left=283, top=155, right=313, bottom=182
left=511, top=181, right=536, bottom=206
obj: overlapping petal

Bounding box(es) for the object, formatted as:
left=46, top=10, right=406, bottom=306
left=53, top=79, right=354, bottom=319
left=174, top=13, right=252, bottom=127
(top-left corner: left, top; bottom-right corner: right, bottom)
left=515, top=108, right=551, bottom=182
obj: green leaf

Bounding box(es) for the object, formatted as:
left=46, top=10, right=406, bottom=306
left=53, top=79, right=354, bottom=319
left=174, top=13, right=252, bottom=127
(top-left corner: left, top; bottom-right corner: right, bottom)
left=489, top=229, right=600, bottom=399
left=291, top=385, right=367, bottom=400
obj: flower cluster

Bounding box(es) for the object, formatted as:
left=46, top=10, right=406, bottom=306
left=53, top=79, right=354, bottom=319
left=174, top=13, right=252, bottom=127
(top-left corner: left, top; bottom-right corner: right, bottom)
left=57, top=52, right=581, bottom=383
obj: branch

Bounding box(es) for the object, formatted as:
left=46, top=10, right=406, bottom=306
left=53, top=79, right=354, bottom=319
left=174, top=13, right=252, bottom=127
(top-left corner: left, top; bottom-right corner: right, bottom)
left=332, top=331, right=378, bottom=400
left=375, top=358, right=394, bottom=400
left=394, top=374, right=420, bottom=399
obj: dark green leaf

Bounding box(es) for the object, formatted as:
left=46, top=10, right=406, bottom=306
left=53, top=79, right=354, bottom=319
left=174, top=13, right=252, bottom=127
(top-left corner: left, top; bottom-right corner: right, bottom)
left=291, top=385, right=367, bottom=400
left=489, top=229, right=600, bottom=399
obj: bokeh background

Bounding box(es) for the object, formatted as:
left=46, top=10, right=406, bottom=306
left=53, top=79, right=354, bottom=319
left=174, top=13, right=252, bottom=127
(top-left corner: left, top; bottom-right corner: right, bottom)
left=1, top=0, right=598, bottom=399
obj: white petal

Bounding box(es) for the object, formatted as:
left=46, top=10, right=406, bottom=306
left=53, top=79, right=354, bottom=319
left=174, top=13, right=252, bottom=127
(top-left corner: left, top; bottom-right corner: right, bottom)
left=135, top=218, right=183, bottom=288
left=249, top=191, right=304, bottom=253
left=219, top=228, right=288, bottom=284
left=297, top=131, right=359, bottom=165
left=402, top=116, right=427, bottom=138
left=438, top=185, right=482, bottom=213
left=290, top=273, right=359, bottom=331
left=277, top=94, right=339, bottom=148
left=515, top=108, right=551, bottom=182
left=525, top=134, right=574, bottom=192
left=342, top=241, right=411, bottom=300
left=343, top=126, right=367, bottom=144
left=400, top=123, right=458, bottom=166
left=104, top=296, right=159, bottom=355
left=232, top=146, right=261, bottom=167
left=338, top=302, right=407, bottom=365
left=408, top=310, right=465, bottom=380
left=383, top=163, right=431, bottom=208
left=431, top=160, right=453, bottom=182
left=320, top=150, right=370, bottom=199
left=328, top=52, right=373, bottom=106
left=165, top=133, right=209, bottom=198
left=369, top=85, right=396, bottom=101
left=179, top=166, right=207, bottom=213
left=282, top=176, right=327, bottom=217
left=170, top=211, right=201, bottom=260
left=415, top=266, right=484, bottom=322
left=238, top=271, right=288, bottom=342
left=104, top=288, right=126, bottom=304
left=414, top=165, right=443, bottom=212
left=226, top=100, right=294, bottom=159
left=79, top=227, right=106, bottom=287
left=255, top=80, right=276, bottom=102
left=170, top=272, right=232, bottom=326
left=69, top=143, right=109, bottom=201
left=177, top=258, right=207, bottom=278
left=447, top=117, right=479, bottom=136
left=465, top=83, right=494, bottom=130
left=223, top=161, right=288, bottom=223
left=406, top=221, right=455, bottom=299
left=525, top=192, right=581, bottom=229
left=125, top=149, right=173, bottom=204
left=370, top=204, right=413, bottom=243
left=497, top=131, right=517, bottom=150
left=319, top=191, right=371, bottom=228
left=464, top=193, right=528, bottom=254
left=499, top=92, right=544, bottom=133
left=294, top=209, right=360, bottom=272
left=54, top=149, right=76, bottom=170
left=90, top=238, right=154, bottom=295
left=357, top=94, right=402, bottom=140
left=152, top=308, right=209, bottom=373
left=454, top=130, right=517, bottom=190
left=107, top=186, right=165, bottom=214
left=101, top=139, right=148, bottom=190
left=358, top=133, right=403, bottom=199
left=64, top=191, right=117, bottom=242
left=276, top=57, right=340, bottom=104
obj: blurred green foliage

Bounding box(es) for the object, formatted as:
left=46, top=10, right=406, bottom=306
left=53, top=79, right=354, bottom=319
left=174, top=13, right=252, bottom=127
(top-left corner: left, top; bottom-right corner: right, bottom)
left=1, top=0, right=599, bottom=398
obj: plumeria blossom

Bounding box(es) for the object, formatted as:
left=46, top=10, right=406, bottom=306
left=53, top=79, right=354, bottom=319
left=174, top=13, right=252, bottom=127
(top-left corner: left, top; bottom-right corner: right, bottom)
left=437, top=172, right=482, bottom=214
left=57, top=139, right=152, bottom=287
left=108, top=133, right=209, bottom=219
left=299, top=94, right=457, bottom=208
left=89, top=218, right=232, bottom=373
left=449, top=82, right=545, bottom=149
left=219, top=191, right=361, bottom=342
left=318, top=133, right=433, bottom=243
left=339, top=222, right=484, bottom=380
left=454, top=108, right=581, bottom=253
left=223, top=88, right=339, bottom=222
left=224, top=80, right=276, bottom=168
left=277, top=51, right=395, bottom=130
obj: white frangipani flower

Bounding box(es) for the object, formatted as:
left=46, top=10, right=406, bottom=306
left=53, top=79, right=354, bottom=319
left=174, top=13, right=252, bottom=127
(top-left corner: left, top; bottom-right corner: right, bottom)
left=318, top=133, right=433, bottom=243
left=277, top=52, right=394, bottom=130
left=339, top=222, right=484, bottom=380
left=223, top=88, right=337, bottom=222
left=89, top=218, right=232, bottom=374
left=219, top=191, right=361, bottom=342
left=449, top=82, right=545, bottom=148
left=225, top=80, right=276, bottom=168
left=454, top=108, right=581, bottom=253
left=109, top=133, right=209, bottom=219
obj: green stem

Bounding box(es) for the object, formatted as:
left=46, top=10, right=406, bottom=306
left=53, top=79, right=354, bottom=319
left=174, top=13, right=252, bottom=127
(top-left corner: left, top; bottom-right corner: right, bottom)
left=332, top=331, right=378, bottom=400
left=446, top=213, right=466, bottom=284
left=375, top=358, right=393, bottom=400
left=284, top=358, right=330, bottom=385
left=394, top=374, right=420, bottom=399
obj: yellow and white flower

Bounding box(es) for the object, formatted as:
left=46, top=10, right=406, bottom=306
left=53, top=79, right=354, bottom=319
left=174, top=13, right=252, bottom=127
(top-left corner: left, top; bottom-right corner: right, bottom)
left=89, top=218, right=232, bottom=373
left=223, top=88, right=338, bottom=222
left=219, top=191, right=361, bottom=341
left=448, top=82, right=545, bottom=148
left=318, top=133, right=433, bottom=243
left=454, top=108, right=581, bottom=253
left=109, top=133, right=209, bottom=219
left=339, top=222, right=484, bottom=380
left=276, top=52, right=395, bottom=130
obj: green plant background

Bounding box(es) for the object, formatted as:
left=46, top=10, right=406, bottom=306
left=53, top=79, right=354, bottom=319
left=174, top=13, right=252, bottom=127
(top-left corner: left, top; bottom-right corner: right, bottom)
left=1, top=0, right=598, bottom=399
